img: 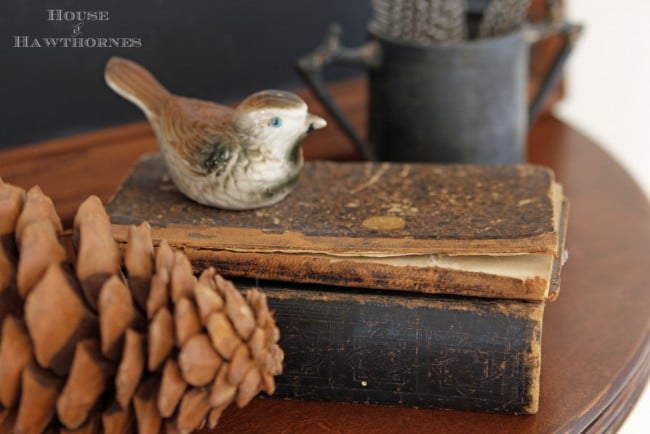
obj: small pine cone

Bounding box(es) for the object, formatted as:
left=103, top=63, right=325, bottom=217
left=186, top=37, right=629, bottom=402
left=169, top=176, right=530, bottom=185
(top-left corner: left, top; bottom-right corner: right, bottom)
left=0, top=179, right=284, bottom=434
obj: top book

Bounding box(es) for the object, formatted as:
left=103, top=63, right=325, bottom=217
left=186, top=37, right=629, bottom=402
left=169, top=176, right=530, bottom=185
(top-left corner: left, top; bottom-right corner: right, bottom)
left=108, top=155, right=568, bottom=302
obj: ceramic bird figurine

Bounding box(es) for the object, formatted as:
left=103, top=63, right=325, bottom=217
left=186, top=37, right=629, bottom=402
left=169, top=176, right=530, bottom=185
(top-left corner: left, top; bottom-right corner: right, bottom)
left=105, top=57, right=326, bottom=210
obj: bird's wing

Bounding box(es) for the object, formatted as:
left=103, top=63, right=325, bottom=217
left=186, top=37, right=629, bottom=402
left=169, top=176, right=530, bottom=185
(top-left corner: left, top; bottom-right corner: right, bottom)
left=158, top=97, right=238, bottom=175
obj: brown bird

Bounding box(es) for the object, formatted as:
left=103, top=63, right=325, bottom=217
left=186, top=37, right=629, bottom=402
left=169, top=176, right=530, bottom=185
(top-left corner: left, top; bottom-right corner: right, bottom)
left=105, top=57, right=326, bottom=210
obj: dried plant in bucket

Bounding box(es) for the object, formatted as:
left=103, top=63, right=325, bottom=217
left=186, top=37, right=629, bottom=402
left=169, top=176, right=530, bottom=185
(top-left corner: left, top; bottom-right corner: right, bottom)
left=0, top=177, right=284, bottom=434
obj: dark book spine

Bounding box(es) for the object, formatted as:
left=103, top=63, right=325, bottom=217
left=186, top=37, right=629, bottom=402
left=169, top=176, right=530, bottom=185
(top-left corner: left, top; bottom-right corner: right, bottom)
left=259, top=283, right=543, bottom=414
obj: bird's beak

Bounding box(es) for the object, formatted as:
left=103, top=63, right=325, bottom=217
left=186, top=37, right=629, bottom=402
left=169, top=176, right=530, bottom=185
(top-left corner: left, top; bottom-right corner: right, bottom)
left=306, top=114, right=327, bottom=133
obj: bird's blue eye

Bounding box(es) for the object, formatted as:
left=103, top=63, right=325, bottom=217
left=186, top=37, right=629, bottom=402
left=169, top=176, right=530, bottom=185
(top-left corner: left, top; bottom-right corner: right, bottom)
left=269, top=117, right=282, bottom=127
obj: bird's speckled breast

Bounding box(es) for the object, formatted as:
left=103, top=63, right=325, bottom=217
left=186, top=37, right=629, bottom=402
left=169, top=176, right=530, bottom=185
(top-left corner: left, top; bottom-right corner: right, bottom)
left=161, top=141, right=303, bottom=210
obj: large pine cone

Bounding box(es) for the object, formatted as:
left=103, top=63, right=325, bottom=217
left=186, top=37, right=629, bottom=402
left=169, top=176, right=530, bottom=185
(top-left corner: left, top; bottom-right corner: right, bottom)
left=0, top=178, right=284, bottom=434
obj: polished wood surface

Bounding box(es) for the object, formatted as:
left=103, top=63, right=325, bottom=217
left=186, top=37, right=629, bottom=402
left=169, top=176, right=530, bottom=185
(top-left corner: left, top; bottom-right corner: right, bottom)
left=1, top=79, right=648, bottom=433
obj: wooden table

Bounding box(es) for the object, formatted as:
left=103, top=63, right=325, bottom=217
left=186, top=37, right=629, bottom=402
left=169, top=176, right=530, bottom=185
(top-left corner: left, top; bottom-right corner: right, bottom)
left=1, top=79, right=648, bottom=433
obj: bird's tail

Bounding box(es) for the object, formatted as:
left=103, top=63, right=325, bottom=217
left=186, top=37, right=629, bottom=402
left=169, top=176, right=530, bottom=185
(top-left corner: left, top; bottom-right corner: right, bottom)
left=105, top=57, right=170, bottom=117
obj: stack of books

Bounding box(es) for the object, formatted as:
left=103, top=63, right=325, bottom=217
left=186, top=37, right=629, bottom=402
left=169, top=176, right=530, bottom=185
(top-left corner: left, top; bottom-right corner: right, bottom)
left=108, top=155, right=568, bottom=414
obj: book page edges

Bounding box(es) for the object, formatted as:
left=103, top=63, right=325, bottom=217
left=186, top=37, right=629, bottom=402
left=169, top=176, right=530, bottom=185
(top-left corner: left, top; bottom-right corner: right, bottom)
left=195, top=248, right=553, bottom=300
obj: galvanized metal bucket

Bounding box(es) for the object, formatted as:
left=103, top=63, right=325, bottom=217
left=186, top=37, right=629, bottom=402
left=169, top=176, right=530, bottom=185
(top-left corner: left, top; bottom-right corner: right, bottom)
left=297, top=20, right=581, bottom=164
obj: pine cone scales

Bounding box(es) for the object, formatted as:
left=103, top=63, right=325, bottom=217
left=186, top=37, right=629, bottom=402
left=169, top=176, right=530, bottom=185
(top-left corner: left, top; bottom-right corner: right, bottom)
left=0, top=179, right=284, bottom=434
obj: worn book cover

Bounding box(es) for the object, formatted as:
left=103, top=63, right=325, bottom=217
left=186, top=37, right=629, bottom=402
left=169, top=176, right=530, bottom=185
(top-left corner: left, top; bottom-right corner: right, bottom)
left=259, top=281, right=545, bottom=414
left=108, top=155, right=567, bottom=302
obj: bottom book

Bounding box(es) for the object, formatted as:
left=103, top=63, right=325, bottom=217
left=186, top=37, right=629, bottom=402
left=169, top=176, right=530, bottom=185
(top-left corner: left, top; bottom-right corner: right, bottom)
left=251, top=280, right=544, bottom=415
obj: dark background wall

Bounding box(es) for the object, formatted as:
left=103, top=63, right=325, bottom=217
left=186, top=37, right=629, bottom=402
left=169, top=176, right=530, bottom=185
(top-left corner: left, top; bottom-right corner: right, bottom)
left=0, top=0, right=371, bottom=148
